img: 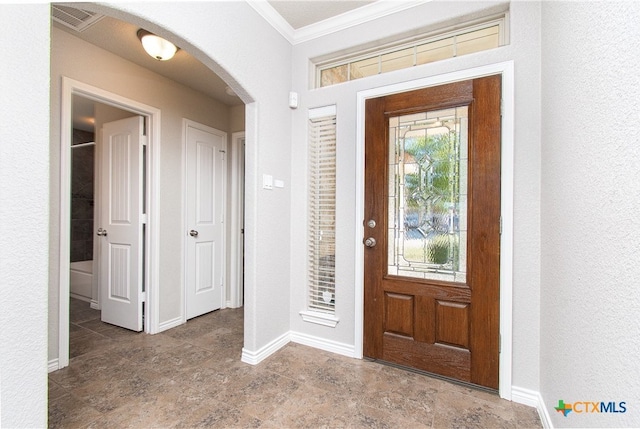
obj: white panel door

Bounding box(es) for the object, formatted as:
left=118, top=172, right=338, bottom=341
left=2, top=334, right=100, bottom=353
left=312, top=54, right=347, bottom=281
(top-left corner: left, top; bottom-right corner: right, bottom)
left=99, top=116, right=145, bottom=331
left=186, top=122, right=226, bottom=319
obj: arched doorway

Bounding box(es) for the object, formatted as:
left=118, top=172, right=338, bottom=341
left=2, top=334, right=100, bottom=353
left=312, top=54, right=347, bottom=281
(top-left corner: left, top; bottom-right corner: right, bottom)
left=52, top=5, right=249, bottom=370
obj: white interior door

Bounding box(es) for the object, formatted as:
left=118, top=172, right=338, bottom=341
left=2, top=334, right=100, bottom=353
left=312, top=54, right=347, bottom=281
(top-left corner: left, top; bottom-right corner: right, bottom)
left=99, top=116, right=145, bottom=331
left=185, top=122, right=226, bottom=319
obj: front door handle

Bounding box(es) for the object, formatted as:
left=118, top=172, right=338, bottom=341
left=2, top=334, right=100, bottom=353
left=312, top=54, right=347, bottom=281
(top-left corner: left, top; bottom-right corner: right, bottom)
left=96, top=228, right=107, bottom=237
left=189, top=230, right=199, bottom=237
left=364, top=237, right=376, bottom=248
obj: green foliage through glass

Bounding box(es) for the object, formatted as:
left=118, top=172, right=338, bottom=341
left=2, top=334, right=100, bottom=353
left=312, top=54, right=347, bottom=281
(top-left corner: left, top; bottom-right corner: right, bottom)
left=388, top=108, right=467, bottom=283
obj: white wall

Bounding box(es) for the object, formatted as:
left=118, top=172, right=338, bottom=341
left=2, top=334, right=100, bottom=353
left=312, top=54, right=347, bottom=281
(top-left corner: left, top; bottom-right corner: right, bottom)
left=2, top=2, right=291, bottom=422
left=540, top=2, right=640, bottom=427
left=0, top=4, right=50, bottom=427
left=49, top=26, right=233, bottom=360
left=289, top=0, right=542, bottom=393
left=230, top=104, right=246, bottom=134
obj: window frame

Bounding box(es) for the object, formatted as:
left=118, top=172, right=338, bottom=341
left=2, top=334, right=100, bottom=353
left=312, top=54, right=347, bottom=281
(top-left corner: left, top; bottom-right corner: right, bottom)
left=315, top=14, right=508, bottom=88
left=300, top=105, right=340, bottom=327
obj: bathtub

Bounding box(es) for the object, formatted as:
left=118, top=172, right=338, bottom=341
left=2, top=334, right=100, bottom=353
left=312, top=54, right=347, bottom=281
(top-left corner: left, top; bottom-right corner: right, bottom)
left=70, top=260, right=93, bottom=301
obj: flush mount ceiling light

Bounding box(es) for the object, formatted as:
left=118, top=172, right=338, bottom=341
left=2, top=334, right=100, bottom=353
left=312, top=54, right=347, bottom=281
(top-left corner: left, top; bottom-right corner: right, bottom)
left=137, top=29, right=178, bottom=61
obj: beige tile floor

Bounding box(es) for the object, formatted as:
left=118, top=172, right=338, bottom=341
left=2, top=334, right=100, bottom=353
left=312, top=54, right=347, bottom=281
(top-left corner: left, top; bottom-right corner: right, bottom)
left=49, top=298, right=541, bottom=428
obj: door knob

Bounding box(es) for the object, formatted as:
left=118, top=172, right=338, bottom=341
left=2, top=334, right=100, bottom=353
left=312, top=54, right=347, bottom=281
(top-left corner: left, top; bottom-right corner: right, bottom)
left=364, top=237, right=377, bottom=248
left=96, top=228, right=107, bottom=237
left=189, top=230, right=199, bottom=237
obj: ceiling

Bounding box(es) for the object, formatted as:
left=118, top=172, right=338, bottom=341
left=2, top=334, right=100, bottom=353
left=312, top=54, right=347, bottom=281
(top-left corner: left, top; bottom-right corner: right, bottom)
left=268, top=1, right=375, bottom=29
left=53, top=14, right=244, bottom=107
left=53, top=1, right=377, bottom=130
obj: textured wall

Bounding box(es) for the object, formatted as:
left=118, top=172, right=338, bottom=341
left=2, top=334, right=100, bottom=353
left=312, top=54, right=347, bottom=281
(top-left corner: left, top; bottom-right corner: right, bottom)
left=541, top=1, right=640, bottom=427
left=0, top=5, right=50, bottom=427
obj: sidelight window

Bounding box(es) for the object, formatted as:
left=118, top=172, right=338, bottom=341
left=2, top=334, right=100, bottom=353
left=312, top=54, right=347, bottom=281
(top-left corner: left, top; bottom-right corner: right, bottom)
left=306, top=106, right=337, bottom=316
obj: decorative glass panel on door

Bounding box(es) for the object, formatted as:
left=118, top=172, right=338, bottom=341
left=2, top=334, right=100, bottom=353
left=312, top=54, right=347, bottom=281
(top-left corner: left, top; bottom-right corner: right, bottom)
left=387, top=106, right=468, bottom=283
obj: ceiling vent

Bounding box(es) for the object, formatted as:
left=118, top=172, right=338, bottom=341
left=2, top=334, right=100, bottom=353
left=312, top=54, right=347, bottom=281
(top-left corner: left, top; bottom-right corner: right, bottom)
left=51, top=4, right=104, bottom=32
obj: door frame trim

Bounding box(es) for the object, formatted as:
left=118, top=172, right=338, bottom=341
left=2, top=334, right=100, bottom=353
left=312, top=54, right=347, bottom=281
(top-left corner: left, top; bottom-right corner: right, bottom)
left=181, top=119, right=229, bottom=321
left=229, top=132, right=245, bottom=308
left=354, top=61, right=514, bottom=399
left=58, top=77, right=161, bottom=369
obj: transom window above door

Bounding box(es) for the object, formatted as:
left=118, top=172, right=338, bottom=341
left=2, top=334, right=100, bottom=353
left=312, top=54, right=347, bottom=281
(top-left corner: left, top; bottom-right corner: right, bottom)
left=314, top=13, right=508, bottom=88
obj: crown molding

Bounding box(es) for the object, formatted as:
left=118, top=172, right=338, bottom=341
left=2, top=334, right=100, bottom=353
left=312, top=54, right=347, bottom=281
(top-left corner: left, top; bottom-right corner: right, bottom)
left=248, top=0, right=432, bottom=45
left=247, top=1, right=296, bottom=44
left=294, top=0, right=432, bottom=44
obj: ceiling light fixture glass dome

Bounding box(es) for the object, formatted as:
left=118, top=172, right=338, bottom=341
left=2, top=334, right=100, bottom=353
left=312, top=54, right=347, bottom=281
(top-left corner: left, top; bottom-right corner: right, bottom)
left=137, top=29, right=178, bottom=61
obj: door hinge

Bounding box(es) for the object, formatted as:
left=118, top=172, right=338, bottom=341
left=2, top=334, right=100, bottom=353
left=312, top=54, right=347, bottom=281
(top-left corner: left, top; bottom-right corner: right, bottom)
left=500, top=98, right=504, bottom=117
left=141, top=214, right=148, bottom=224
left=499, top=216, right=503, bottom=235
left=141, top=291, right=146, bottom=303
left=499, top=334, right=502, bottom=353
left=141, top=135, right=148, bottom=146
left=219, top=149, right=226, bottom=161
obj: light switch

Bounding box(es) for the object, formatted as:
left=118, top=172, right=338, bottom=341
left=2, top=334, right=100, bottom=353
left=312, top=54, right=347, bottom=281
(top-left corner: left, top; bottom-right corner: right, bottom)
left=263, top=174, right=273, bottom=190
left=274, top=179, right=284, bottom=188
left=289, top=91, right=298, bottom=109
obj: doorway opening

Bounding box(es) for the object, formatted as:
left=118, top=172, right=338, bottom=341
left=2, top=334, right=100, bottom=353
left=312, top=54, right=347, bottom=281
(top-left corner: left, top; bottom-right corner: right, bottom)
left=69, top=96, right=139, bottom=307
left=354, top=61, right=515, bottom=399
left=68, top=96, right=143, bottom=358
left=52, top=5, right=249, bottom=373
left=363, top=76, right=502, bottom=389
left=58, top=77, right=161, bottom=369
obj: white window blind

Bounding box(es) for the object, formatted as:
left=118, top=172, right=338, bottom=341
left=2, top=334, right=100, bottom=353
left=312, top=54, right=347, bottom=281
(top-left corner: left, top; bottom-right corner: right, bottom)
left=307, top=106, right=337, bottom=314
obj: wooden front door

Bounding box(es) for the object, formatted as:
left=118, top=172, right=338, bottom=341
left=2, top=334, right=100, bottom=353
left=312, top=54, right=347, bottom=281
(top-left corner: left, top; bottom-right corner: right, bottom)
left=363, top=75, right=501, bottom=389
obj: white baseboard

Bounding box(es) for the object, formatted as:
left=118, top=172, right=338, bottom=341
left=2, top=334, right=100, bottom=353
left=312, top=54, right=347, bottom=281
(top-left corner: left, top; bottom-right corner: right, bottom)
left=90, top=299, right=100, bottom=310
left=240, top=330, right=357, bottom=366
left=241, top=331, right=290, bottom=365
left=48, top=358, right=59, bottom=373
left=157, top=316, right=184, bottom=333
left=70, top=293, right=91, bottom=303
left=512, top=386, right=553, bottom=429
left=290, top=330, right=355, bottom=358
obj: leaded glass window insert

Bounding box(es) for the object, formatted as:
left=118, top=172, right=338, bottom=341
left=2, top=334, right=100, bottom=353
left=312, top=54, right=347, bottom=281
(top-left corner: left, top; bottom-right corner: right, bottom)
left=388, top=107, right=468, bottom=283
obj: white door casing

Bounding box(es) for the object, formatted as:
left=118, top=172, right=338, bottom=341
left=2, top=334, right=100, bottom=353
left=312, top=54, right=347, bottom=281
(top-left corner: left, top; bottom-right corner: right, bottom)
left=185, top=120, right=226, bottom=320
left=99, top=116, right=145, bottom=331
left=229, top=132, right=245, bottom=308
left=57, top=77, right=161, bottom=371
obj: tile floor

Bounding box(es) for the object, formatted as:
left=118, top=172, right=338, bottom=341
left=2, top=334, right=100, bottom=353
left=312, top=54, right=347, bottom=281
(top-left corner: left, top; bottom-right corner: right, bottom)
left=49, top=298, right=541, bottom=428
